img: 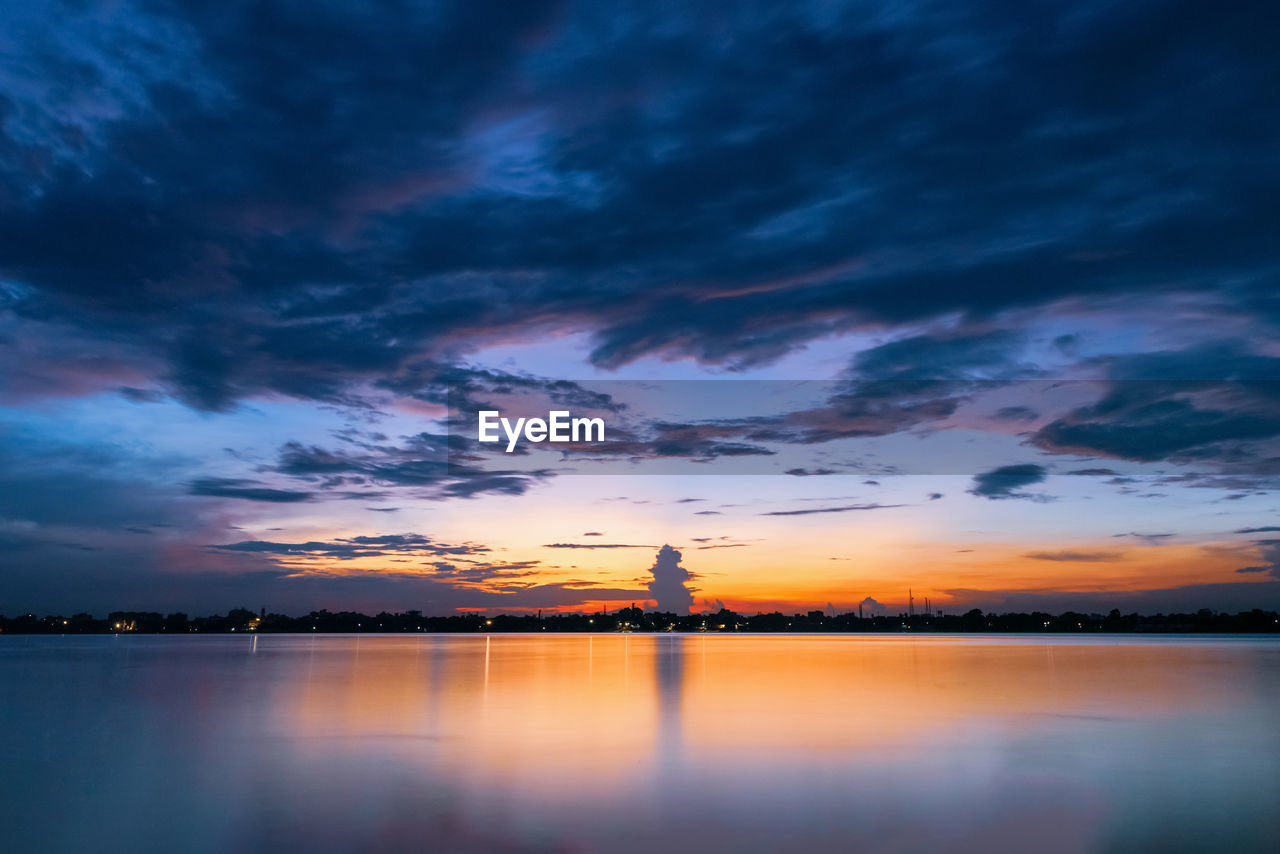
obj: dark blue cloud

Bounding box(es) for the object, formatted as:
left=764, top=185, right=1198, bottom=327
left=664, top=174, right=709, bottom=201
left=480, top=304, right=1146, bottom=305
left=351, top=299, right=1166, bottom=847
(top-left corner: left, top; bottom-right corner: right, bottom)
left=189, top=478, right=313, bottom=503
left=210, top=534, right=489, bottom=559
left=1031, top=351, right=1280, bottom=464
left=273, top=435, right=551, bottom=499
left=969, top=464, right=1048, bottom=500
left=0, top=0, right=1275, bottom=409
left=760, top=503, right=904, bottom=517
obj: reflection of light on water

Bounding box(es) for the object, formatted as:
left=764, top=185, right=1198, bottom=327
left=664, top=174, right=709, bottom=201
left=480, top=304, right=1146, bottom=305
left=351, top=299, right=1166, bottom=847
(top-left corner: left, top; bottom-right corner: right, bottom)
left=19, top=636, right=1266, bottom=852
left=263, top=636, right=1272, bottom=785
left=656, top=635, right=685, bottom=767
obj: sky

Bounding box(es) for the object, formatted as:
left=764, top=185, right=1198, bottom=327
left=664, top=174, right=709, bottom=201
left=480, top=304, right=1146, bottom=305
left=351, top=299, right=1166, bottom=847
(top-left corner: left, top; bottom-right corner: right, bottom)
left=1, top=0, right=1278, bottom=616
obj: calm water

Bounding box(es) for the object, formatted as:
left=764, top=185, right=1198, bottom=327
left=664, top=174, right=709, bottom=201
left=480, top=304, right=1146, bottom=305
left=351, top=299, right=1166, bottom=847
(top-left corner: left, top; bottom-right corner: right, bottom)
left=2, top=634, right=1278, bottom=853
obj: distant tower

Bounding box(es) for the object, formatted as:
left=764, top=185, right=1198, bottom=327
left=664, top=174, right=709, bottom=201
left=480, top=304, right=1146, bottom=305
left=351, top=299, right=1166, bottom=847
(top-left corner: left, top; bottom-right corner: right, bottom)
left=909, top=589, right=915, bottom=618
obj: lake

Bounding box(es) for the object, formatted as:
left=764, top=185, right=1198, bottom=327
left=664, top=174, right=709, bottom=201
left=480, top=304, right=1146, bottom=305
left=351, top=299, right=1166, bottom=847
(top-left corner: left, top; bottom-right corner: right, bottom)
left=2, top=634, right=1278, bottom=853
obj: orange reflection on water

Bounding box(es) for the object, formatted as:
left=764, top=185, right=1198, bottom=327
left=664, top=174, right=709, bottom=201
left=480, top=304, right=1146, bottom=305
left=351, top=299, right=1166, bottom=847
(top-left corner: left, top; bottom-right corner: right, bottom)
left=675, top=635, right=1251, bottom=755
left=7, top=634, right=1279, bottom=853
left=271, top=634, right=1256, bottom=777
left=273, top=635, right=663, bottom=792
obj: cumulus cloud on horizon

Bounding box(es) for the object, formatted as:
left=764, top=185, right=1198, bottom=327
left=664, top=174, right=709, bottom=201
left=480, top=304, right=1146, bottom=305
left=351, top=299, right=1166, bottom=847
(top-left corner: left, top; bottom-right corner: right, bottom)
left=647, top=545, right=695, bottom=615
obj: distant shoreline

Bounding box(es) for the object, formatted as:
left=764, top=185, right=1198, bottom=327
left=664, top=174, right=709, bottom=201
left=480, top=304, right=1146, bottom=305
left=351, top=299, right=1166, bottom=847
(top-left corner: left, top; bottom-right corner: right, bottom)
left=3, top=606, right=1278, bottom=635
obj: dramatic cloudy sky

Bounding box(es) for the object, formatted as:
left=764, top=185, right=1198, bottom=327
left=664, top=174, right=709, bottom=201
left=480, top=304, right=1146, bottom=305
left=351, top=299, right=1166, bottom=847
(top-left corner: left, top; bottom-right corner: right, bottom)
left=1, top=0, right=1277, bottom=616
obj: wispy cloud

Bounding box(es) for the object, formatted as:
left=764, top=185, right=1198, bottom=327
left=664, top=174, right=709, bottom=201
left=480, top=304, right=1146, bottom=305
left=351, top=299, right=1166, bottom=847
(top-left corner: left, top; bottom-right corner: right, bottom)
left=542, top=542, right=657, bottom=550
left=188, top=478, right=314, bottom=503
left=761, top=503, right=904, bottom=517
left=1024, top=551, right=1125, bottom=563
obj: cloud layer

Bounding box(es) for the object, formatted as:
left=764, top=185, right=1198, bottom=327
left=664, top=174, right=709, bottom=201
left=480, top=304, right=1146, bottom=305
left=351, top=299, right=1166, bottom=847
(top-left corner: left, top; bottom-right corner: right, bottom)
left=1, top=0, right=1277, bottom=615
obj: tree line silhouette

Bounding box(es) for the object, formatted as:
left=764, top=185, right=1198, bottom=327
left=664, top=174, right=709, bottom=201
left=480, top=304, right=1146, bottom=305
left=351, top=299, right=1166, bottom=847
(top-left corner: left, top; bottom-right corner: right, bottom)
left=2, top=605, right=1278, bottom=634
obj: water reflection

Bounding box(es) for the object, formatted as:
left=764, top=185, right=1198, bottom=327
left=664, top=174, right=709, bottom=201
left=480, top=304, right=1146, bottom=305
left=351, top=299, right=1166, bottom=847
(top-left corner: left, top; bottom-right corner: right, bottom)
left=2, top=635, right=1279, bottom=853
left=656, top=635, right=685, bottom=763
